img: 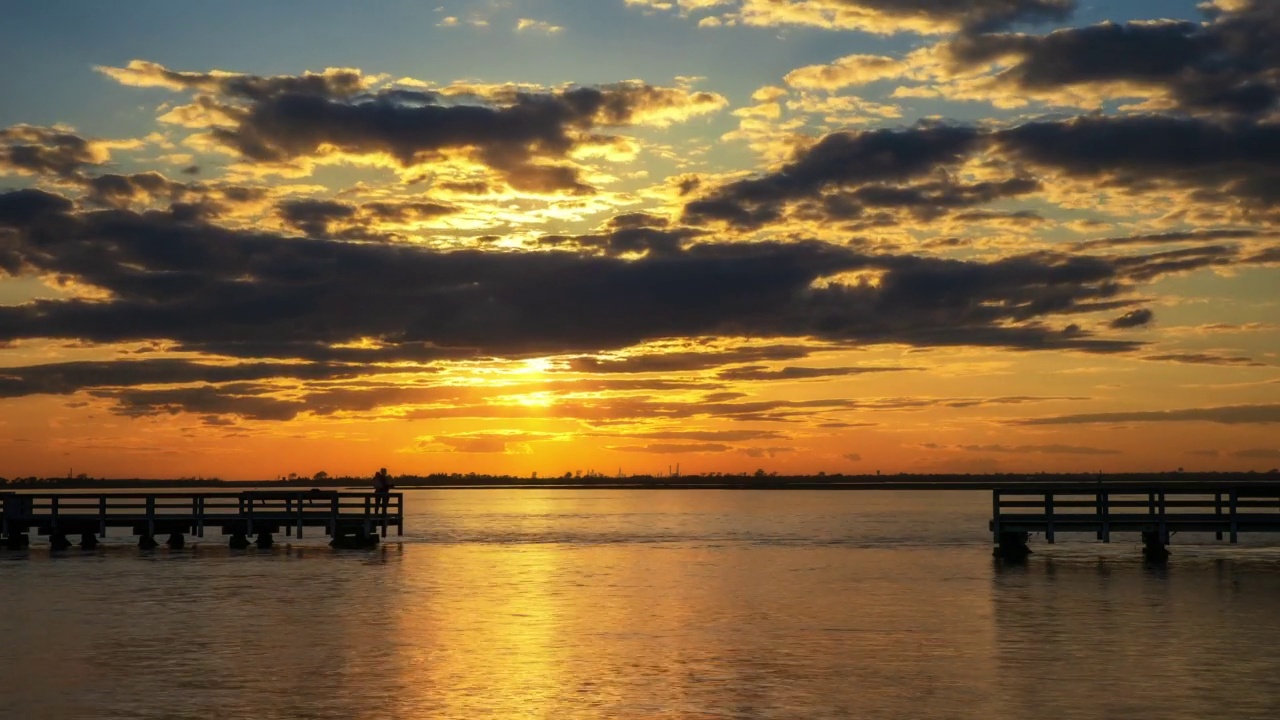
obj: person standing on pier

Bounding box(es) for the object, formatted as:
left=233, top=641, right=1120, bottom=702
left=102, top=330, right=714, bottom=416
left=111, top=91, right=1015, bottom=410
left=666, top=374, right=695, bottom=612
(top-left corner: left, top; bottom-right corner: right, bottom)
left=373, top=467, right=393, bottom=514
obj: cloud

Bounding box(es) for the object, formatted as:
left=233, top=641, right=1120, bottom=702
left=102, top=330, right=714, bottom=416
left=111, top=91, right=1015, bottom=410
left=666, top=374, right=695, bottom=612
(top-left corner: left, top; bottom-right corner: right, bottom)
left=1234, top=448, right=1280, bottom=459
left=1014, top=404, right=1280, bottom=425
left=1109, top=308, right=1153, bottom=329
left=0, top=359, right=403, bottom=398
left=97, top=61, right=727, bottom=192
left=716, top=365, right=917, bottom=380
left=94, top=385, right=306, bottom=421
left=277, top=198, right=457, bottom=238
left=418, top=431, right=557, bottom=453
left=0, top=125, right=112, bottom=178
left=956, top=443, right=1119, bottom=455
left=941, top=3, right=1280, bottom=115
left=683, top=123, right=986, bottom=228
left=609, top=443, right=732, bottom=453
left=784, top=54, right=908, bottom=90
left=566, top=346, right=813, bottom=373
left=1143, top=353, right=1266, bottom=367
left=994, top=115, right=1280, bottom=221
left=627, top=0, right=1075, bottom=35
left=622, top=429, right=787, bottom=441
left=516, top=18, right=564, bottom=34
left=842, top=453, right=862, bottom=461
left=688, top=114, right=1280, bottom=229
left=0, top=192, right=1204, bottom=361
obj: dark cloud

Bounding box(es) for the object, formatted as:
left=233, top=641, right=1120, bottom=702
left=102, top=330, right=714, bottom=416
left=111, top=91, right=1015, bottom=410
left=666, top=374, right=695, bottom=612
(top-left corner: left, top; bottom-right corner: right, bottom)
left=607, top=429, right=786, bottom=442
left=994, top=115, right=1280, bottom=219
left=1234, top=448, right=1280, bottom=459
left=92, top=385, right=305, bottom=421
left=1074, top=228, right=1278, bottom=251
left=688, top=113, right=1280, bottom=229
left=609, top=443, right=732, bottom=454
left=1143, top=353, right=1266, bottom=367
left=945, top=2, right=1280, bottom=115
left=1014, top=404, right=1280, bottom=425
left=0, top=359, right=407, bottom=398
left=871, top=0, right=1076, bottom=33
left=277, top=198, right=457, bottom=238
left=4, top=190, right=1240, bottom=364
left=100, top=61, right=725, bottom=193
left=82, top=172, right=189, bottom=208
left=540, top=225, right=704, bottom=257
left=1109, top=308, right=1153, bottom=329
left=660, top=0, right=1075, bottom=34
left=565, top=346, right=814, bottom=374
left=683, top=124, right=983, bottom=228
left=0, top=125, right=106, bottom=178
left=716, top=365, right=917, bottom=381
left=956, top=443, right=1119, bottom=455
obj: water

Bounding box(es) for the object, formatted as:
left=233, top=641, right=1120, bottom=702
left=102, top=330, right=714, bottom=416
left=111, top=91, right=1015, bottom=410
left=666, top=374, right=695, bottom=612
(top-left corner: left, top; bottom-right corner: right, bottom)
left=3, top=490, right=1279, bottom=719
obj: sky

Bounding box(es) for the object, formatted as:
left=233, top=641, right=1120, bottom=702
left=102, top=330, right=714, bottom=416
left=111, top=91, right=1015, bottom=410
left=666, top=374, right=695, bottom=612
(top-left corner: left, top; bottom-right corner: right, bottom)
left=1, top=0, right=1278, bottom=480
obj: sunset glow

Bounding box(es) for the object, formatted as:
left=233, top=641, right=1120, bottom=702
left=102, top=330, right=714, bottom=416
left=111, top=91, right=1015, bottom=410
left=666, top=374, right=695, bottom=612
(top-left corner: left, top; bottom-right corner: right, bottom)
left=1, top=0, right=1278, bottom=479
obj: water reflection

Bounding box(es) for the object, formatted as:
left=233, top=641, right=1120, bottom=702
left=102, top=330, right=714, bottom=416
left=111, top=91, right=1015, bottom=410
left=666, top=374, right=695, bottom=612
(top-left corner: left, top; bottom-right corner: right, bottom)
left=991, top=554, right=1280, bottom=719
left=3, top=491, right=1279, bottom=719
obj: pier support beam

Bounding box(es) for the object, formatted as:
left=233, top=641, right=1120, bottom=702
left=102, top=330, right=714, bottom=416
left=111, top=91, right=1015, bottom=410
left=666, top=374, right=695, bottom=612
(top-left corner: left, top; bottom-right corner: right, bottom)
left=993, top=531, right=1031, bottom=561
left=79, top=532, right=98, bottom=550
left=1141, top=531, right=1170, bottom=562
left=49, top=532, right=72, bottom=551
left=229, top=532, right=249, bottom=549
left=330, top=529, right=379, bottom=549
left=5, top=533, right=30, bottom=550
left=255, top=531, right=273, bottom=549
left=137, top=534, right=159, bottom=550
left=166, top=532, right=185, bottom=550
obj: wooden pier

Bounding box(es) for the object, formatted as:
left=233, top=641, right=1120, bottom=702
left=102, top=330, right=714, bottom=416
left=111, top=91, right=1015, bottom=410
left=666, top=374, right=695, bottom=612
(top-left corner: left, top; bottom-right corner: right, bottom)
left=0, top=490, right=403, bottom=550
left=991, top=483, right=1280, bottom=560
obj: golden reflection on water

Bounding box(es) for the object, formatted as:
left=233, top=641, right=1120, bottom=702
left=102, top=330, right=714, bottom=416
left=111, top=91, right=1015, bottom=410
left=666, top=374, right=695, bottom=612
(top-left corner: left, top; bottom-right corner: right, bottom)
left=2, top=491, right=1280, bottom=719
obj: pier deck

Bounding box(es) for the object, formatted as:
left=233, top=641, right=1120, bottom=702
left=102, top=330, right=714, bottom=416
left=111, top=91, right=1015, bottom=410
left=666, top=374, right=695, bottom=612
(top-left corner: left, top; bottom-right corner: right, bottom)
left=990, top=483, right=1280, bottom=559
left=1, top=490, right=403, bottom=549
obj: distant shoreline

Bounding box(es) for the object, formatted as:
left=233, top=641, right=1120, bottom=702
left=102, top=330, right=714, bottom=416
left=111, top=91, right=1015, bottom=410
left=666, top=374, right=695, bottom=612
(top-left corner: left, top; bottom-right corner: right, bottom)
left=3, top=471, right=1277, bottom=492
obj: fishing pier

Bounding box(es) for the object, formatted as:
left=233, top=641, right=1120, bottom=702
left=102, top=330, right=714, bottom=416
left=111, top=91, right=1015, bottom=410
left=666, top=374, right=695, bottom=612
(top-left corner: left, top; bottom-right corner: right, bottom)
left=1, top=490, right=403, bottom=550
left=991, top=482, right=1280, bottom=560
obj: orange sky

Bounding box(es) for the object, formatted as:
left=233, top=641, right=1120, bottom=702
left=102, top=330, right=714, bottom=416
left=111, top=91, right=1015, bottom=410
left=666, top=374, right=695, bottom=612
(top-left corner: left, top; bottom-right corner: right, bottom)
left=1, top=0, right=1278, bottom=479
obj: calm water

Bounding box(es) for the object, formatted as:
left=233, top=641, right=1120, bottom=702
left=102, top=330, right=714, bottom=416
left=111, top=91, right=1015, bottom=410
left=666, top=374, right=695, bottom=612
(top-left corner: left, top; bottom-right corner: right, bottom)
left=3, top=490, right=1280, bottom=719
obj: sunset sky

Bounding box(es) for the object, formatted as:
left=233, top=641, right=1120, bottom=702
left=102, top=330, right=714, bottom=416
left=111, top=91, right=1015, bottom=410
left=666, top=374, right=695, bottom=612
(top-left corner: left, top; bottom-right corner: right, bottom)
left=1, top=0, right=1278, bottom=479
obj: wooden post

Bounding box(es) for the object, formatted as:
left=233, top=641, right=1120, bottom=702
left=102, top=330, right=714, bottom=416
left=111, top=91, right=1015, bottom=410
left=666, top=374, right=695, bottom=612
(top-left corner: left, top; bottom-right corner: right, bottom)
left=99, top=496, right=107, bottom=537
left=1215, top=492, right=1223, bottom=541
left=397, top=494, right=404, bottom=537
left=1045, top=492, right=1055, bottom=544
left=330, top=496, right=339, bottom=538
left=51, top=496, right=59, bottom=534
left=363, top=495, right=372, bottom=538
left=1157, top=492, right=1168, bottom=545
left=196, top=497, right=204, bottom=538
left=1101, top=490, right=1111, bottom=543
left=146, top=496, right=155, bottom=538
left=991, top=490, right=1001, bottom=543
left=1229, top=490, right=1239, bottom=544
left=296, top=494, right=304, bottom=540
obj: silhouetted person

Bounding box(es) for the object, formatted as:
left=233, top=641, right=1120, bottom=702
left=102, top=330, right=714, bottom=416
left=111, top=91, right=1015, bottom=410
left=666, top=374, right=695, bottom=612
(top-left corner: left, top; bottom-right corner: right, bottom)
left=373, top=467, right=393, bottom=514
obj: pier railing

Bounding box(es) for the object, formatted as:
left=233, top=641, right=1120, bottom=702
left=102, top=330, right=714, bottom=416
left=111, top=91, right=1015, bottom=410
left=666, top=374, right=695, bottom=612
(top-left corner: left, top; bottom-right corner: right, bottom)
left=1, top=490, right=403, bottom=545
left=991, top=484, right=1280, bottom=544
